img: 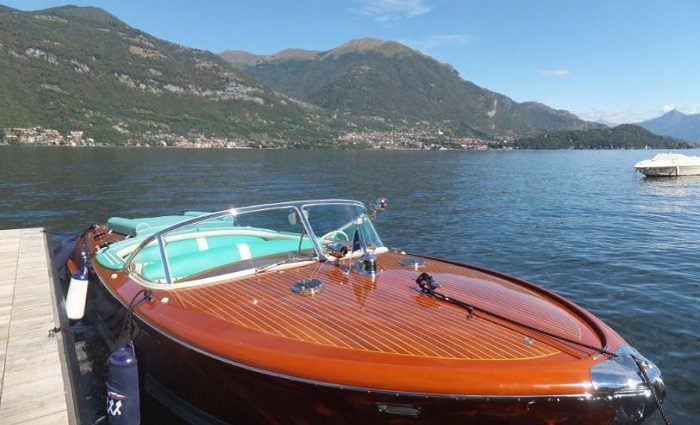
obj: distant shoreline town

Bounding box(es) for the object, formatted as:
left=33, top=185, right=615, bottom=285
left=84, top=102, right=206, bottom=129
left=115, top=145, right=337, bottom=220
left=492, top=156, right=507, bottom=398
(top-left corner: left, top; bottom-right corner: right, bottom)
left=2, top=7, right=697, bottom=153
left=3, top=125, right=693, bottom=150
left=1, top=126, right=493, bottom=150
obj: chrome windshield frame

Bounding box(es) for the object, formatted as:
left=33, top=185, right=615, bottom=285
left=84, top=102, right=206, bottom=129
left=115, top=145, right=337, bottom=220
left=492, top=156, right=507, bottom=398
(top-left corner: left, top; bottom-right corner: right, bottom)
left=121, top=199, right=368, bottom=285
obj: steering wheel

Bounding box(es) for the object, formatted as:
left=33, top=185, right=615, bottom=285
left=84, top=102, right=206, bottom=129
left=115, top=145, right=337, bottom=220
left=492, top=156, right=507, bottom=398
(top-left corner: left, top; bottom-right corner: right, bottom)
left=320, top=230, right=350, bottom=242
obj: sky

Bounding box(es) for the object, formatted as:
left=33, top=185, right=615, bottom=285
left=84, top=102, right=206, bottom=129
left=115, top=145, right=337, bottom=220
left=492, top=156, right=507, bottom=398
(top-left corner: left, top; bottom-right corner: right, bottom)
left=4, top=0, right=700, bottom=123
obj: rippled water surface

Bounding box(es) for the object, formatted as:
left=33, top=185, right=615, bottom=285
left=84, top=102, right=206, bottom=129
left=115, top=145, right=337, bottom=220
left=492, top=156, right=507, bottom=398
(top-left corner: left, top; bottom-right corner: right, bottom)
left=1, top=146, right=698, bottom=424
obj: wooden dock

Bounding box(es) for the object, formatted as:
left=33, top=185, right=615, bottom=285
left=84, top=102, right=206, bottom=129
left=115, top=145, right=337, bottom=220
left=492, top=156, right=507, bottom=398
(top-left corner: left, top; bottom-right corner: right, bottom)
left=0, top=228, right=78, bottom=424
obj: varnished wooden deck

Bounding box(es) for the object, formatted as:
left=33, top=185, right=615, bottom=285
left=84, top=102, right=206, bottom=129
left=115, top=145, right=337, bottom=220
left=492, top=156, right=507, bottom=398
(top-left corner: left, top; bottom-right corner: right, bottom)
left=0, top=228, right=76, bottom=424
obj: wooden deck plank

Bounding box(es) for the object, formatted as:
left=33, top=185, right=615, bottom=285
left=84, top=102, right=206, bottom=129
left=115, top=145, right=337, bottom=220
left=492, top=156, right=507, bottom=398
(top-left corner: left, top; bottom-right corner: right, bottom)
left=0, top=228, right=74, bottom=424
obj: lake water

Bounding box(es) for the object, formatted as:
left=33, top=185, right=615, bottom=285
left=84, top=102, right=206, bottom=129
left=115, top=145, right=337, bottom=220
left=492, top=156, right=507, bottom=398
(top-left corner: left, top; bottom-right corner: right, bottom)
left=1, top=145, right=698, bottom=424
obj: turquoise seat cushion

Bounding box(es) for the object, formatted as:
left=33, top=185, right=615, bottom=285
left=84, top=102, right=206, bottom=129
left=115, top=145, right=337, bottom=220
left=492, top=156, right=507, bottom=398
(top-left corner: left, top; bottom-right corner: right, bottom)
left=142, top=238, right=313, bottom=282
left=134, top=235, right=264, bottom=263
left=95, top=233, right=152, bottom=270
left=107, top=216, right=188, bottom=237
left=247, top=238, right=313, bottom=259
left=96, top=248, right=129, bottom=270
left=184, top=211, right=210, bottom=217
left=94, top=234, right=263, bottom=271
left=94, top=225, right=278, bottom=271
left=95, top=233, right=266, bottom=271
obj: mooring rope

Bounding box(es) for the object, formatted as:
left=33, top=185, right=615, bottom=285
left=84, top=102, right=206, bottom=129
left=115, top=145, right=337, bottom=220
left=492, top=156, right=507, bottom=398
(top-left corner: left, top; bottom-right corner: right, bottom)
left=632, top=356, right=671, bottom=425
left=118, top=289, right=154, bottom=343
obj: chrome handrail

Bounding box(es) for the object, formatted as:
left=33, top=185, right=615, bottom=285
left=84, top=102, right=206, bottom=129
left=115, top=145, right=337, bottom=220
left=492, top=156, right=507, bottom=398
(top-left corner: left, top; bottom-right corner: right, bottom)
left=122, top=199, right=367, bottom=285
left=156, top=234, right=173, bottom=285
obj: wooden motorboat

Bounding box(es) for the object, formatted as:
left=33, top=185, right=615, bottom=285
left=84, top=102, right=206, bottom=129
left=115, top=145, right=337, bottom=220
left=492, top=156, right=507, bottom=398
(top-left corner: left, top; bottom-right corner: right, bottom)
left=67, top=199, right=666, bottom=424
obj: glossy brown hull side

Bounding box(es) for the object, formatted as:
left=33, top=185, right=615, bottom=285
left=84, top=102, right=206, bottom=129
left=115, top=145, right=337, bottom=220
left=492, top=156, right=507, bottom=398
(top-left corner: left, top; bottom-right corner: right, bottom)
left=83, top=225, right=626, bottom=398
left=143, top=337, right=617, bottom=425
left=84, top=262, right=623, bottom=425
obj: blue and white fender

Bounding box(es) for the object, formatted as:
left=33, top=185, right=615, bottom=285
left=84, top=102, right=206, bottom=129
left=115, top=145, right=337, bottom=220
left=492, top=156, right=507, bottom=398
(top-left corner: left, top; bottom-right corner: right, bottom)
left=107, top=341, right=141, bottom=425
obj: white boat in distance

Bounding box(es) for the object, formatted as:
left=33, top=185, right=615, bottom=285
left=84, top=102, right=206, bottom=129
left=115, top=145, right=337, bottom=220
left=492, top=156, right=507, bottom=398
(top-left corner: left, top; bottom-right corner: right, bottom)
left=635, top=152, right=700, bottom=176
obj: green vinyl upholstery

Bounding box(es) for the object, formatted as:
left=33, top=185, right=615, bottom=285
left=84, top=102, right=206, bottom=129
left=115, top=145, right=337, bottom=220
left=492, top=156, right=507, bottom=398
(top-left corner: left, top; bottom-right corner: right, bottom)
left=107, top=216, right=187, bottom=237
left=133, top=235, right=264, bottom=263
left=141, top=238, right=313, bottom=282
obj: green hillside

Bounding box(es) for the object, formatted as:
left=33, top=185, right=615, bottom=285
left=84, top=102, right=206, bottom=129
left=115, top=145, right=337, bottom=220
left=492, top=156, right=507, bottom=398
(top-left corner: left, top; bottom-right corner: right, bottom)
left=0, top=6, right=334, bottom=145
left=2, top=6, right=654, bottom=149
left=510, top=124, right=695, bottom=149
left=223, top=38, right=601, bottom=140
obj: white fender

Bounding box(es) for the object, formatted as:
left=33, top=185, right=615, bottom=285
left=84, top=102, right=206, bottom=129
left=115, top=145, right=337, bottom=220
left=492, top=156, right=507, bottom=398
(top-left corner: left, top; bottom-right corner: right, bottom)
left=66, top=267, right=89, bottom=320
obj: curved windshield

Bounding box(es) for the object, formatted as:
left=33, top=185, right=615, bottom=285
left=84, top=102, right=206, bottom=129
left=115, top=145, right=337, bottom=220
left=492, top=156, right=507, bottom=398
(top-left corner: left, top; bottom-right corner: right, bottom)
left=125, top=201, right=384, bottom=285
left=303, top=203, right=383, bottom=252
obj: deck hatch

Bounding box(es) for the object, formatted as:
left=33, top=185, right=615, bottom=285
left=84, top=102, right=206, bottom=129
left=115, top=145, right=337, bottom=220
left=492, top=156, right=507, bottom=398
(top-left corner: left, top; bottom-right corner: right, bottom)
left=290, top=279, right=325, bottom=295
left=399, top=257, right=426, bottom=268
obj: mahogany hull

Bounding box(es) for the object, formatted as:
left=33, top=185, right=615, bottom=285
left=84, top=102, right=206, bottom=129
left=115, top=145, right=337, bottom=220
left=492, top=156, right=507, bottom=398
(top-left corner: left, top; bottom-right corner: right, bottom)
left=90, top=279, right=622, bottom=425
left=77, top=239, right=660, bottom=424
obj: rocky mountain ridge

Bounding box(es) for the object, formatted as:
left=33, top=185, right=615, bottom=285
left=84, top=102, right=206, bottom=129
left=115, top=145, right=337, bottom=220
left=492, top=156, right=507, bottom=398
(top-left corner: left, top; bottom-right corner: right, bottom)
left=638, top=109, right=700, bottom=144
left=0, top=5, right=333, bottom=146
left=222, top=38, right=601, bottom=140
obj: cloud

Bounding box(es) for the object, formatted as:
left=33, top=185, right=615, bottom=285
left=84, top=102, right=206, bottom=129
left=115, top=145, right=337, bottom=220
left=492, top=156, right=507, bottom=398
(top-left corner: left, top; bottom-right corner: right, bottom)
left=662, top=104, right=700, bottom=114
left=577, top=104, right=700, bottom=125
left=401, top=34, right=474, bottom=51
left=539, top=69, right=572, bottom=78
left=355, top=0, right=431, bottom=22
left=575, top=108, right=645, bottom=125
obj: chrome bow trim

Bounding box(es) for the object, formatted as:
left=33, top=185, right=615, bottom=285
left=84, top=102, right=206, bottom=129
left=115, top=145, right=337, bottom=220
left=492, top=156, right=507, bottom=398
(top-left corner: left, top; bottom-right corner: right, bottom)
left=590, top=345, right=665, bottom=424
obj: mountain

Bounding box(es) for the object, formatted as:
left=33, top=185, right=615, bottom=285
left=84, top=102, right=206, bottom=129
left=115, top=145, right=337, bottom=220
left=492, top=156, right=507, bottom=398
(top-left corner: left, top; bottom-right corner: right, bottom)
left=510, top=124, right=695, bottom=150
left=222, top=38, right=600, bottom=139
left=219, top=50, right=264, bottom=68
left=638, top=110, right=700, bottom=144
left=0, top=6, right=333, bottom=145
left=593, top=119, right=615, bottom=128
left=220, top=48, right=320, bottom=68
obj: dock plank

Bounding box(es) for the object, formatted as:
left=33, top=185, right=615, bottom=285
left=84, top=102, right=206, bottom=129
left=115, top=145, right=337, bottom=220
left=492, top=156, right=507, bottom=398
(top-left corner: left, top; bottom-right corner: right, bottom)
left=0, top=228, right=73, bottom=424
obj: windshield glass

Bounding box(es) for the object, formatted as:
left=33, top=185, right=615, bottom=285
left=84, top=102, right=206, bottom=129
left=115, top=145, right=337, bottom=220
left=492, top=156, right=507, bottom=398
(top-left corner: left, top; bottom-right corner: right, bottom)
left=303, top=203, right=383, bottom=251
left=125, top=201, right=384, bottom=285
